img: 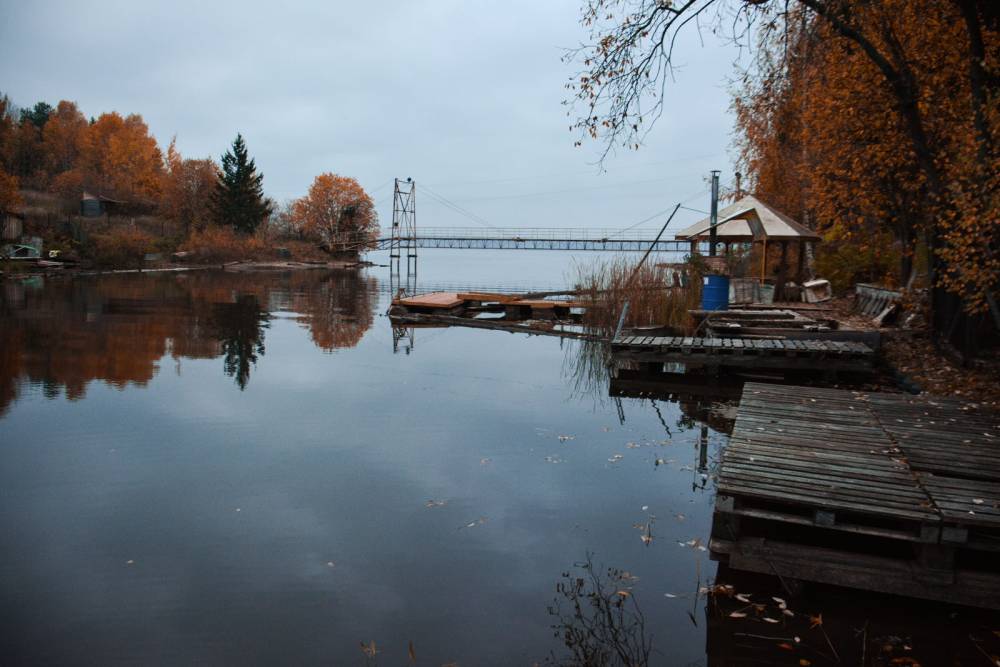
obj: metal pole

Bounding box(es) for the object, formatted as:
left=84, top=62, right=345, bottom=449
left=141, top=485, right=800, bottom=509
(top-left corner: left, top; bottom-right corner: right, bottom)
left=709, top=170, right=720, bottom=257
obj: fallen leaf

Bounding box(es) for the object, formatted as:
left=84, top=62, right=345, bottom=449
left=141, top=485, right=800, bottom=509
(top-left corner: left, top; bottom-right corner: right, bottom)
left=729, top=611, right=747, bottom=618
left=764, top=617, right=780, bottom=624
left=735, top=593, right=751, bottom=603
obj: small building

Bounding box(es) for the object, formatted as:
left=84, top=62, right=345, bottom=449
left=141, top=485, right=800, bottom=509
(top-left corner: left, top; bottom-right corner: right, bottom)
left=674, top=195, right=821, bottom=286
left=80, top=192, right=126, bottom=218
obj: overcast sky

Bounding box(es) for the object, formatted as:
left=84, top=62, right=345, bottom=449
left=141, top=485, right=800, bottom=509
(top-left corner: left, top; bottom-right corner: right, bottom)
left=1, top=1, right=744, bottom=232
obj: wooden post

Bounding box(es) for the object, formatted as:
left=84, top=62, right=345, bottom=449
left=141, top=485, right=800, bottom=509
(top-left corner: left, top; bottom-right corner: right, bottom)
left=797, top=240, right=806, bottom=283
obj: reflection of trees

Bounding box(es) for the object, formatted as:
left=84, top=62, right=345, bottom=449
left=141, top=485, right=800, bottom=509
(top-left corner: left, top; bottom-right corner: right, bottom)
left=546, top=554, right=653, bottom=666
left=292, top=270, right=376, bottom=352
left=211, top=294, right=270, bottom=390
left=0, top=269, right=377, bottom=413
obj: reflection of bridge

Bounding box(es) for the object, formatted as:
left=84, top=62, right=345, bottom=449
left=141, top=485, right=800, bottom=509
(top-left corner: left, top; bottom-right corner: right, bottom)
left=375, top=227, right=690, bottom=252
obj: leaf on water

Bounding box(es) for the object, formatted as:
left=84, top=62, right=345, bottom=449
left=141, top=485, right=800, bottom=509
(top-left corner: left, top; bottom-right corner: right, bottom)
left=608, top=454, right=624, bottom=463
left=764, top=617, right=780, bottom=624
left=640, top=534, right=653, bottom=545
left=641, top=505, right=649, bottom=511
left=777, top=642, right=794, bottom=650
left=729, top=611, right=747, bottom=618
left=664, top=593, right=679, bottom=598
left=626, top=442, right=641, bottom=449
left=480, top=458, right=492, bottom=466
left=326, top=561, right=335, bottom=568
left=772, top=596, right=787, bottom=608
left=810, top=613, right=823, bottom=628
left=426, top=499, right=447, bottom=508
left=359, top=640, right=378, bottom=657
left=558, top=435, right=575, bottom=442
left=783, top=609, right=795, bottom=617
left=735, top=593, right=751, bottom=603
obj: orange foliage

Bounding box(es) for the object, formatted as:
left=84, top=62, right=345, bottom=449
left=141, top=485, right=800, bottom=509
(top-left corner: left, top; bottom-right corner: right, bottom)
left=42, top=101, right=88, bottom=175
left=89, top=227, right=155, bottom=268
left=78, top=112, right=164, bottom=202
left=0, top=166, right=21, bottom=212
left=291, top=173, right=378, bottom=251
left=735, top=1, right=999, bottom=313
left=161, top=137, right=219, bottom=232
left=179, top=225, right=268, bottom=263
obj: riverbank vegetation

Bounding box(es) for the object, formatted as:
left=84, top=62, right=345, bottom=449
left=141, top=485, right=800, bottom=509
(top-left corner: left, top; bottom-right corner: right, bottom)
left=567, top=0, right=999, bottom=358
left=0, top=95, right=378, bottom=269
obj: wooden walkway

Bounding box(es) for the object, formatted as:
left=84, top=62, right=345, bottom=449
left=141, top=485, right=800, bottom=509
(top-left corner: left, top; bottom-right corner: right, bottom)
left=611, top=335, right=874, bottom=372
left=711, top=382, right=1000, bottom=608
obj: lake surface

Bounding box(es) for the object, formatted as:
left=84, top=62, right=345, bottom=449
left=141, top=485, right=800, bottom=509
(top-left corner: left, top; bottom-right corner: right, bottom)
left=1, top=249, right=996, bottom=666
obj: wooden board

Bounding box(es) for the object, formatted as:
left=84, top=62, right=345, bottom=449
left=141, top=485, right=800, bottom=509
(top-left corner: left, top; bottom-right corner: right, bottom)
left=396, top=292, right=465, bottom=309
left=718, top=382, right=1000, bottom=540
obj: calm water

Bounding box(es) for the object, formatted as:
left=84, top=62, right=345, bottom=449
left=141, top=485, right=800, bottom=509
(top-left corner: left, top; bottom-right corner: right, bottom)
left=1, top=250, right=996, bottom=666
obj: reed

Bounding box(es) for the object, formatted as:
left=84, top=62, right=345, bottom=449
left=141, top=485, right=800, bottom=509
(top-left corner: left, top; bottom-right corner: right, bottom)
left=572, top=255, right=703, bottom=336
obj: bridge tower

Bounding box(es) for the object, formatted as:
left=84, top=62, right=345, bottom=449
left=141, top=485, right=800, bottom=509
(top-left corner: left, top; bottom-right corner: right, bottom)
left=390, top=178, right=417, bottom=297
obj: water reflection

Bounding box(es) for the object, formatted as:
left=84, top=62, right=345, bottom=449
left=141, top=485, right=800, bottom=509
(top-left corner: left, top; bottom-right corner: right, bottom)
left=0, top=269, right=377, bottom=413
left=211, top=294, right=270, bottom=390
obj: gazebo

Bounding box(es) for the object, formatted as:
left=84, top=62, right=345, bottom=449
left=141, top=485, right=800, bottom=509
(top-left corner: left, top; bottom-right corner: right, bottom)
left=673, top=195, right=821, bottom=284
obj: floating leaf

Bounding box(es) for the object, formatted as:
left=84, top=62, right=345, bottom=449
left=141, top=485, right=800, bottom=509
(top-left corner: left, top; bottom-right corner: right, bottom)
left=729, top=611, right=747, bottom=618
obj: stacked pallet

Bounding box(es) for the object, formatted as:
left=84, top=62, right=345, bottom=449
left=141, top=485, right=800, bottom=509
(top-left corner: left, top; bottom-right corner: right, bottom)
left=711, top=382, right=1000, bottom=608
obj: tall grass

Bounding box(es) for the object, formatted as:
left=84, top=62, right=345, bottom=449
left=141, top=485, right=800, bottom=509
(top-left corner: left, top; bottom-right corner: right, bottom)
left=572, top=255, right=703, bottom=337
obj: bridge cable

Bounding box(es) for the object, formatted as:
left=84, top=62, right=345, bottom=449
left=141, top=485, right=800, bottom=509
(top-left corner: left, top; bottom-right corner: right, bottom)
left=419, top=184, right=500, bottom=230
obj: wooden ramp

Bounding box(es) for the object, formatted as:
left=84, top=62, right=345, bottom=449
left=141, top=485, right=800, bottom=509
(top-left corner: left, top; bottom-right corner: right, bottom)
left=611, top=335, right=874, bottom=373
left=711, top=382, right=1000, bottom=608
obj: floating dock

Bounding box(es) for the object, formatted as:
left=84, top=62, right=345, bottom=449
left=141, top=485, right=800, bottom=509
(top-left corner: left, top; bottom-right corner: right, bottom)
left=611, top=335, right=874, bottom=373
left=710, top=382, right=1000, bottom=608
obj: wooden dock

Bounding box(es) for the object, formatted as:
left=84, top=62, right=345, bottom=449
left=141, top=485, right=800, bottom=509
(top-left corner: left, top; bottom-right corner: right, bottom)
left=611, top=335, right=874, bottom=373
left=710, top=382, right=1000, bottom=608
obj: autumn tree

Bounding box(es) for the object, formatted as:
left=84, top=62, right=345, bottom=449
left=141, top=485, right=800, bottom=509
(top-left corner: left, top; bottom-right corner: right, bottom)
left=161, top=138, right=219, bottom=233
left=290, top=173, right=378, bottom=252
left=77, top=112, right=164, bottom=202
left=42, top=101, right=88, bottom=176
left=566, top=0, right=1000, bottom=345
left=211, top=134, right=271, bottom=234
left=0, top=167, right=22, bottom=214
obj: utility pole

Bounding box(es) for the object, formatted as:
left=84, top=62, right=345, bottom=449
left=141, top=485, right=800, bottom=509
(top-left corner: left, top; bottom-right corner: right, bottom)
left=709, top=170, right=720, bottom=257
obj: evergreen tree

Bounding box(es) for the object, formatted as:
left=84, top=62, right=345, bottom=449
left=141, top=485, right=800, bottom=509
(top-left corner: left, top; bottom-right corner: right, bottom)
left=211, top=134, right=272, bottom=234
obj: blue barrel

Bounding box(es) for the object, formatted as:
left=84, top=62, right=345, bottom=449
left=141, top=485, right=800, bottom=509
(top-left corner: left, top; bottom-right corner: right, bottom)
left=701, top=274, right=730, bottom=311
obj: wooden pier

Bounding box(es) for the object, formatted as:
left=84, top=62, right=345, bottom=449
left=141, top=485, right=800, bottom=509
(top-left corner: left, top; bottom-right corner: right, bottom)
left=710, top=382, right=1000, bottom=608
left=611, top=335, right=874, bottom=373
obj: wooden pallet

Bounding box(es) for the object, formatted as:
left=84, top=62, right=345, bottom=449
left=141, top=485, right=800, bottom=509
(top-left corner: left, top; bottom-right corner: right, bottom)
left=611, top=335, right=874, bottom=372
left=712, top=382, right=1000, bottom=607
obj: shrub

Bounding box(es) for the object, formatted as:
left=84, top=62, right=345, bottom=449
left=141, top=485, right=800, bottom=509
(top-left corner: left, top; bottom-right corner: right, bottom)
left=178, top=226, right=268, bottom=264
left=88, top=228, right=155, bottom=269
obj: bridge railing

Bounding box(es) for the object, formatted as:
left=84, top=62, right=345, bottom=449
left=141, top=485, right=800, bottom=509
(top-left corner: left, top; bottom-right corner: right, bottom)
left=381, top=227, right=681, bottom=241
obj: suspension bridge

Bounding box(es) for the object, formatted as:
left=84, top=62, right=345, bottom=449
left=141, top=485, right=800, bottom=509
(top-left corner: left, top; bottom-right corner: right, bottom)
left=374, top=227, right=689, bottom=252
left=375, top=178, right=696, bottom=255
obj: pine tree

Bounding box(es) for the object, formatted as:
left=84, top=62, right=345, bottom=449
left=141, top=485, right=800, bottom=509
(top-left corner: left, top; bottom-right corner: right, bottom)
left=211, top=134, right=272, bottom=234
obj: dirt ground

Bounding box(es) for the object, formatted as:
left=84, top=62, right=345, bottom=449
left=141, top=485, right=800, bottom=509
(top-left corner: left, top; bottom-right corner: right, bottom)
left=820, top=296, right=1000, bottom=408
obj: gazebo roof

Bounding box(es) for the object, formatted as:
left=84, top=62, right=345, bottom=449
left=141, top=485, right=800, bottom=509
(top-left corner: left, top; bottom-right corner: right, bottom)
left=673, top=195, right=821, bottom=242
